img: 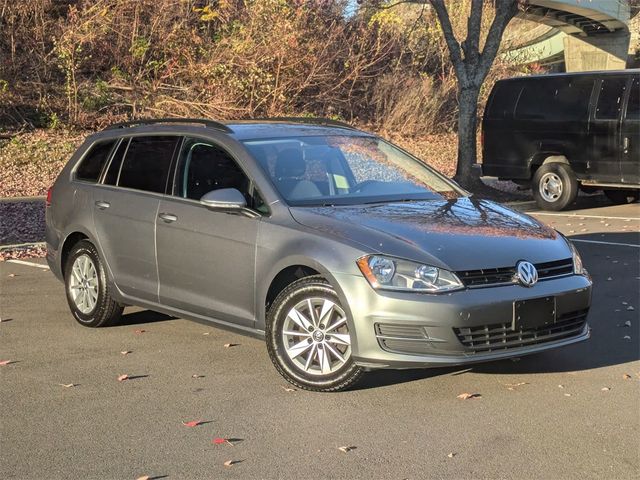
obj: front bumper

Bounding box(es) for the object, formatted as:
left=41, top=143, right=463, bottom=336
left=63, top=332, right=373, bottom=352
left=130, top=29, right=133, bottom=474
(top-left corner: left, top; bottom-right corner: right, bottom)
left=334, top=272, right=592, bottom=369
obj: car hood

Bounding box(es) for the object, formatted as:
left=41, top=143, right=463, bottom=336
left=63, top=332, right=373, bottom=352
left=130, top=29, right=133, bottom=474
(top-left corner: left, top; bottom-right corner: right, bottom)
left=289, top=197, right=570, bottom=271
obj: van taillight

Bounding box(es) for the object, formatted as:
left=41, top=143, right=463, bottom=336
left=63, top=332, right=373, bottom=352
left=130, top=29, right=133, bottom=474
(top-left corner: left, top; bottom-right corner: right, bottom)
left=46, top=187, right=53, bottom=207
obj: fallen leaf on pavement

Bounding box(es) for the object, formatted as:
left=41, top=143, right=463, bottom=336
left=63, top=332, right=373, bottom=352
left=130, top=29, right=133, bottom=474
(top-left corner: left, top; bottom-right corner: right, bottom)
left=601, top=387, right=611, bottom=391
left=213, top=437, right=234, bottom=446
left=457, top=393, right=481, bottom=400
left=627, top=306, right=635, bottom=311
left=338, top=446, right=356, bottom=453
left=623, top=374, right=632, bottom=380
left=192, top=374, right=204, bottom=378
left=8, top=273, right=16, bottom=277
left=134, top=329, right=145, bottom=334
left=120, top=350, right=131, bottom=355
left=136, top=476, right=150, bottom=480
left=281, top=386, right=296, bottom=392
left=0, top=360, right=12, bottom=366
left=59, top=383, right=75, bottom=388
left=622, top=302, right=628, bottom=305
left=564, top=393, right=572, bottom=397
left=558, top=384, right=565, bottom=388
left=447, top=453, right=456, bottom=458
left=624, top=336, right=631, bottom=340
left=182, top=420, right=202, bottom=427
left=624, top=321, right=631, bottom=327
left=224, top=343, right=239, bottom=348
left=202, top=332, right=210, bottom=336
left=117, top=374, right=129, bottom=382
left=223, top=460, right=240, bottom=467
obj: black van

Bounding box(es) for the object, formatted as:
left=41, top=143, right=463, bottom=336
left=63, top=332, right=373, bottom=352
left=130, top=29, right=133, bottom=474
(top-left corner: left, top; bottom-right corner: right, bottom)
left=482, top=70, right=639, bottom=210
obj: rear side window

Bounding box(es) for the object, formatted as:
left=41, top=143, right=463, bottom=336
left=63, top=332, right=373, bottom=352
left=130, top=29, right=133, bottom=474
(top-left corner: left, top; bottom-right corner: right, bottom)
left=486, top=81, right=522, bottom=119
left=118, top=136, right=181, bottom=193
left=515, top=79, right=561, bottom=120
left=596, top=77, right=627, bottom=120
left=554, top=78, right=594, bottom=121
left=626, top=77, right=639, bottom=121
left=75, top=140, right=117, bottom=182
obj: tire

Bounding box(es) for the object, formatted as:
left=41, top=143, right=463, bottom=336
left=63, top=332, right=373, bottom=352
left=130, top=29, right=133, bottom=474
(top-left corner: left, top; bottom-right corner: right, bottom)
left=64, top=240, right=123, bottom=328
left=532, top=163, right=578, bottom=211
left=266, top=275, right=364, bottom=392
left=604, top=189, right=639, bottom=205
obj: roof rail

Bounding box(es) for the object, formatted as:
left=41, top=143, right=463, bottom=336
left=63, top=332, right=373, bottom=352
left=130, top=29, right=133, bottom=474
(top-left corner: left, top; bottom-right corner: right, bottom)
left=103, top=118, right=232, bottom=133
left=251, top=117, right=356, bottom=130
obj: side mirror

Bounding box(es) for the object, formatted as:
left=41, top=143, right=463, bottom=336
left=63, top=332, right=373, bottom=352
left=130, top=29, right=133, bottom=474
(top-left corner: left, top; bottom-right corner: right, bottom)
left=200, top=188, right=247, bottom=212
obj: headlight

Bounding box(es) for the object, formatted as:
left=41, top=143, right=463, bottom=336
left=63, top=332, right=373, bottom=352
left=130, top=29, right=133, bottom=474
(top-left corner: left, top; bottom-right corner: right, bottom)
left=568, top=241, right=585, bottom=275
left=356, top=255, right=464, bottom=293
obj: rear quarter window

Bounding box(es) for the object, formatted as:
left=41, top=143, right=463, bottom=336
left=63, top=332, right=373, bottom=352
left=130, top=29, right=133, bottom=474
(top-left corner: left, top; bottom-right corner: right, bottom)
left=486, top=81, right=522, bottom=119
left=75, top=139, right=117, bottom=182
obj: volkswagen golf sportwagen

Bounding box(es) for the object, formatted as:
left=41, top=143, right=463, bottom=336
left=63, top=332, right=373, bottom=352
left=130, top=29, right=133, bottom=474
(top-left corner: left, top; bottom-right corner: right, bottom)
left=46, top=118, right=592, bottom=391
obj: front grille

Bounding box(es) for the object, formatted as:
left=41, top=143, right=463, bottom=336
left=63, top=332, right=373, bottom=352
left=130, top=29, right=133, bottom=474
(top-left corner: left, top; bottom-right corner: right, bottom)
left=453, top=309, right=588, bottom=354
left=457, top=258, right=573, bottom=288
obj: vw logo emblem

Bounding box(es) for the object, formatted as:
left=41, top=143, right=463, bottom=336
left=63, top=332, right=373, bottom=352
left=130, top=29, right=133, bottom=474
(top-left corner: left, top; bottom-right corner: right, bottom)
left=516, top=261, right=538, bottom=287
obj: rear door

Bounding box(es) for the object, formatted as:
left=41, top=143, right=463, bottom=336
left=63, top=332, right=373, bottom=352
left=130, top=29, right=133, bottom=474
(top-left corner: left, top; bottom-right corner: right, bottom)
left=93, top=135, right=180, bottom=302
left=620, top=75, right=639, bottom=184
left=589, top=76, right=628, bottom=183
left=155, top=137, right=263, bottom=327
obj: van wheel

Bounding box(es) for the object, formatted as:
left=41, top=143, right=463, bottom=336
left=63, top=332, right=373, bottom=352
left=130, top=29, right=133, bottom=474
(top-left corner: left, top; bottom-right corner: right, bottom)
left=266, top=276, right=364, bottom=392
left=604, top=189, right=639, bottom=205
left=64, top=240, right=123, bottom=328
left=532, top=163, right=578, bottom=211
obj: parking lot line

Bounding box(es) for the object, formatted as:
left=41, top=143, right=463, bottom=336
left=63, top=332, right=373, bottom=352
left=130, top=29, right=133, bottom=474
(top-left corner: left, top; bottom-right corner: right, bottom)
left=6, top=259, right=49, bottom=269
left=570, top=239, right=640, bottom=248
left=531, top=212, right=639, bottom=221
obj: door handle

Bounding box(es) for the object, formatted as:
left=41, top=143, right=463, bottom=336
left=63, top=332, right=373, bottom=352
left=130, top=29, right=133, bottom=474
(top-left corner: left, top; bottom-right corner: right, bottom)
left=158, top=213, right=177, bottom=223
left=94, top=200, right=110, bottom=210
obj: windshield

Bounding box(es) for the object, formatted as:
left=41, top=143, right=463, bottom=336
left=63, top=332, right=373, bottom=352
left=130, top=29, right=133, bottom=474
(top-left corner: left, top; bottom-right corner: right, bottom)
left=242, top=135, right=464, bottom=206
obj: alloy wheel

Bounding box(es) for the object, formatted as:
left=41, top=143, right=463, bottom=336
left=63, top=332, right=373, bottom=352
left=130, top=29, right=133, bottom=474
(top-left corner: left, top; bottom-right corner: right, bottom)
left=69, top=254, right=99, bottom=314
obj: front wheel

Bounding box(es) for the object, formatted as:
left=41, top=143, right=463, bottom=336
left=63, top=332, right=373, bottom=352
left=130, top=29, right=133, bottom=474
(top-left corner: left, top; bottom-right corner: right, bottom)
left=64, top=240, right=123, bottom=328
left=532, top=163, right=578, bottom=211
left=266, top=276, right=364, bottom=392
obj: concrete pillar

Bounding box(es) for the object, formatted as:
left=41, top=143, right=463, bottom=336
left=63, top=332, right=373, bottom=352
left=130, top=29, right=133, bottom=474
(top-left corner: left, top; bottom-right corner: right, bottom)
left=563, top=32, right=630, bottom=71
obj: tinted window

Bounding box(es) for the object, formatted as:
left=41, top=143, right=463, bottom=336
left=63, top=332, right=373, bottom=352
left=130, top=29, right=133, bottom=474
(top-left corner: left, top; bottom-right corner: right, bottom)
left=626, top=78, right=639, bottom=121
left=596, top=77, right=627, bottom=120
left=76, top=140, right=116, bottom=182
left=486, top=81, right=522, bottom=119
left=176, top=138, right=264, bottom=208
left=103, top=138, right=129, bottom=185
left=515, top=79, right=561, bottom=120
left=554, top=78, right=594, bottom=121
left=118, top=136, right=180, bottom=193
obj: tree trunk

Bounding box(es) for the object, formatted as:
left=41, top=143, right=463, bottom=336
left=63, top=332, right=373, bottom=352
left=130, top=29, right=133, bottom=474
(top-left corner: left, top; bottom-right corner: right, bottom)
left=454, top=85, right=482, bottom=189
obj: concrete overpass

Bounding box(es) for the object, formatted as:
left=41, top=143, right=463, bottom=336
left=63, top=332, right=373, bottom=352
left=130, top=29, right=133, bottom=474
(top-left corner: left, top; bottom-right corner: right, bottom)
left=505, top=0, right=634, bottom=71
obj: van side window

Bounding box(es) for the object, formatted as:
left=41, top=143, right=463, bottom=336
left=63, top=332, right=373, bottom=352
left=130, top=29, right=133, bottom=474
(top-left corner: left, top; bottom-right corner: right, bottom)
left=118, top=136, right=180, bottom=193
left=596, top=78, right=627, bottom=120
left=175, top=137, right=266, bottom=212
left=627, top=78, right=639, bottom=121
left=486, top=82, right=522, bottom=119
left=554, top=78, right=593, bottom=121
left=76, top=139, right=117, bottom=182
left=515, top=80, right=559, bottom=120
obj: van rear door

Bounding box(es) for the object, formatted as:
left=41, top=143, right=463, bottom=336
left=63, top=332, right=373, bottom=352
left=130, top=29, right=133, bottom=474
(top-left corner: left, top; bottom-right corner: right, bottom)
left=620, top=76, right=639, bottom=184
left=589, top=76, right=628, bottom=183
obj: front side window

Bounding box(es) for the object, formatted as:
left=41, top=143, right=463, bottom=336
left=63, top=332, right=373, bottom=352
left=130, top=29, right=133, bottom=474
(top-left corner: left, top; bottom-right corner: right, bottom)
left=117, top=136, right=180, bottom=193
left=596, top=77, right=627, bottom=120
left=175, top=137, right=266, bottom=211
left=243, top=135, right=462, bottom=207
left=76, top=139, right=117, bottom=182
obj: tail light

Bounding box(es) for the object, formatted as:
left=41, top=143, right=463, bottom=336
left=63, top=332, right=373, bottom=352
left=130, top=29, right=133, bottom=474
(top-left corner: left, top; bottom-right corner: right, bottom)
left=46, top=186, right=53, bottom=207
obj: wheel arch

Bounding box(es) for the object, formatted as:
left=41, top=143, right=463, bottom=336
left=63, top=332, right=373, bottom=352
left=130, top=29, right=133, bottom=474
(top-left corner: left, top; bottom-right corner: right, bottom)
left=530, top=153, right=569, bottom=175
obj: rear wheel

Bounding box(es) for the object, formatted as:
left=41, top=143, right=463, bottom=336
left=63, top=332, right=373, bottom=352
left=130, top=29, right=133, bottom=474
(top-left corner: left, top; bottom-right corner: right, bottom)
left=64, top=240, right=123, bottom=327
left=266, top=276, right=364, bottom=392
left=532, top=163, right=578, bottom=211
left=604, top=189, right=639, bottom=205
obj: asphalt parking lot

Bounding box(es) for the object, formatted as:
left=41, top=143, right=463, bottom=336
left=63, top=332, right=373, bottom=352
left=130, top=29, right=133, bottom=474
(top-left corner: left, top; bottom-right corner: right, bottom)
left=1, top=200, right=639, bottom=480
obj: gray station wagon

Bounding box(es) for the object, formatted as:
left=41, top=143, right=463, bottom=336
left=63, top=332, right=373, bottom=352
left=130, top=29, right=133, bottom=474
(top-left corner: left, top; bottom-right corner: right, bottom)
left=46, top=118, right=592, bottom=391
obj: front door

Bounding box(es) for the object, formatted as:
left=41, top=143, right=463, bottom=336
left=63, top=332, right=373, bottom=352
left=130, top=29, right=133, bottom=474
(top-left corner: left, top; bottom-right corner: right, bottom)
left=156, top=137, right=261, bottom=327
left=589, top=76, right=628, bottom=183
left=620, top=76, right=640, bottom=184
left=93, top=135, right=180, bottom=302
